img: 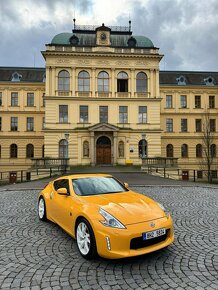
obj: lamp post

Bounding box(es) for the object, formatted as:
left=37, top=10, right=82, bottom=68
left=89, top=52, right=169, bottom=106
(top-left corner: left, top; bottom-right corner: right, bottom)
left=141, top=133, right=146, bottom=158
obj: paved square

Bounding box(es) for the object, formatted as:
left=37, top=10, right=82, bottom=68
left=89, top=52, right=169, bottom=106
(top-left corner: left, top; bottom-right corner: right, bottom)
left=0, top=186, right=217, bottom=289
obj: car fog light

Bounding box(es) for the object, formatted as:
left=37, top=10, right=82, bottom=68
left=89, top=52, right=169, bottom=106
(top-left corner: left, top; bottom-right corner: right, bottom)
left=106, top=236, right=111, bottom=250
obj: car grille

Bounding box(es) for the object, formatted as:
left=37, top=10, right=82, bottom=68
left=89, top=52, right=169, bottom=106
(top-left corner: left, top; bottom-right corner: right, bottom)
left=130, top=230, right=169, bottom=250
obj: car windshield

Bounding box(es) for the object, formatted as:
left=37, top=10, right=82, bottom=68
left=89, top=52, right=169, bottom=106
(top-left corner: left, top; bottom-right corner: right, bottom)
left=72, top=177, right=128, bottom=196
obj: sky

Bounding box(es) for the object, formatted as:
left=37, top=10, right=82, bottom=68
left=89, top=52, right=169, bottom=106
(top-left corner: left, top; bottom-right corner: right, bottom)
left=0, top=0, right=218, bottom=71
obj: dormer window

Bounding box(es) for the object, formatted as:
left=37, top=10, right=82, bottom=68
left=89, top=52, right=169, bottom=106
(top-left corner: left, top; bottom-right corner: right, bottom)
left=69, top=35, right=79, bottom=46
left=176, top=75, right=186, bottom=85
left=204, top=76, right=215, bottom=86
left=11, top=72, right=22, bottom=82
left=127, top=37, right=137, bottom=47
left=42, top=73, right=46, bottom=83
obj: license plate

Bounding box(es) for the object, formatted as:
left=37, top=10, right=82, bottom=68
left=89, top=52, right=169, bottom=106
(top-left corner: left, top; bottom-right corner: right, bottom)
left=143, top=228, right=166, bottom=241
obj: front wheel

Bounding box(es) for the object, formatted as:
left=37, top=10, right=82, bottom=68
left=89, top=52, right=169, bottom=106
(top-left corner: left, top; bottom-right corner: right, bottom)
left=76, top=218, right=97, bottom=259
left=38, top=197, right=47, bottom=221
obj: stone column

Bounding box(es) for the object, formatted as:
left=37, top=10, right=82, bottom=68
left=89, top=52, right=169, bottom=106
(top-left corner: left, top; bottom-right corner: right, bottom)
left=131, top=69, right=135, bottom=97
left=111, top=68, right=115, bottom=97
left=72, top=67, right=76, bottom=96
left=113, top=132, right=118, bottom=165
left=90, top=132, right=95, bottom=166
left=92, top=68, right=96, bottom=97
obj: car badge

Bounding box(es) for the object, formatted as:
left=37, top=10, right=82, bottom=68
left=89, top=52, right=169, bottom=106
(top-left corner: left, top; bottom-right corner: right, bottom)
left=150, top=222, right=155, bottom=228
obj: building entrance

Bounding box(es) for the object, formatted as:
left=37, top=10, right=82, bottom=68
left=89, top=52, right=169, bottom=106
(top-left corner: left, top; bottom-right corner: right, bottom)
left=96, top=136, right=111, bottom=164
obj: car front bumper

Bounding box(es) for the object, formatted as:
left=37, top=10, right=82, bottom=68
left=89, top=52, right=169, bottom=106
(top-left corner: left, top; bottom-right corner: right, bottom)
left=94, top=215, right=174, bottom=259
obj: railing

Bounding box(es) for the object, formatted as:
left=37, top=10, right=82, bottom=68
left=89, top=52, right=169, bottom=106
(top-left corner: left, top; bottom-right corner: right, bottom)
left=31, top=158, right=69, bottom=169
left=142, top=157, right=178, bottom=168
left=74, top=24, right=130, bottom=32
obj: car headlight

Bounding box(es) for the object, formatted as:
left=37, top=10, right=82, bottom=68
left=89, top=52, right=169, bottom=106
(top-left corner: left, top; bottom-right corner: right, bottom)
left=157, top=202, right=170, bottom=218
left=99, top=208, right=126, bottom=229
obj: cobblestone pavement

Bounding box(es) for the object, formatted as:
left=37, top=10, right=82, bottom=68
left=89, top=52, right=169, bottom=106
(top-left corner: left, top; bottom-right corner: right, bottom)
left=0, top=186, right=218, bottom=290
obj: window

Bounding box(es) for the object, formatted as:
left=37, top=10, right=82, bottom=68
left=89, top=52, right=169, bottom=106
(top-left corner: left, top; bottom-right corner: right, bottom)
left=181, top=119, right=188, bottom=132
left=210, top=144, right=216, bottom=158
left=42, top=93, right=45, bottom=107
left=195, top=95, right=201, bottom=108
left=26, top=144, right=34, bottom=158
left=58, top=70, right=70, bottom=91
left=210, top=119, right=216, bottom=132
left=136, top=72, right=147, bottom=92
left=166, top=144, right=174, bottom=157
left=209, top=96, right=215, bottom=109
left=138, top=106, right=147, bottom=123
left=78, top=71, right=90, bottom=92
left=181, top=144, right=188, bottom=158
left=59, top=139, right=68, bottom=158
left=195, top=119, right=202, bottom=132
left=83, top=141, right=89, bottom=157
left=27, top=93, right=34, bottom=106
left=98, top=71, right=109, bottom=92
left=166, top=118, right=173, bottom=132
left=99, top=106, right=108, bottom=123
left=10, top=144, right=18, bottom=158
left=138, top=139, right=147, bottom=157
left=0, top=117, right=1, bottom=131
left=27, top=117, right=34, bottom=131
left=11, top=92, right=18, bottom=106
left=0, top=145, right=1, bottom=158
left=197, top=171, right=203, bottom=179
left=42, top=145, right=45, bottom=158
left=166, top=95, right=172, bottom=108
left=119, top=106, right=128, bottom=123
left=211, top=170, right=217, bottom=178
left=42, top=117, right=45, bottom=129
left=54, top=179, right=70, bottom=193
left=11, top=117, right=18, bottom=131
left=117, top=72, right=128, bottom=92
left=59, top=105, right=68, bottom=123
left=180, top=95, right=187, bottom=108
left=118, top=141, right=125, bottom=157
left=80, top=105, right=88, bottom=123
left=196, top=144, right=202, bottom=158
left=0, top=92, right=2, bottom=106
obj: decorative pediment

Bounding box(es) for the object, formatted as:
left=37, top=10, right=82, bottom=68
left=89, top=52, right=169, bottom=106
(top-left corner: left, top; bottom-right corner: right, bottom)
left=88, top=122, right=120, bottom=132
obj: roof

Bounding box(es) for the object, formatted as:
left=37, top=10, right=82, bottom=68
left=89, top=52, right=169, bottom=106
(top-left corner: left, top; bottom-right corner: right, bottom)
left=0, top=67, right=45, bottom=83
left=159, top=71, right=218, bottom=86
left=51, top=33, right=154, bottom=48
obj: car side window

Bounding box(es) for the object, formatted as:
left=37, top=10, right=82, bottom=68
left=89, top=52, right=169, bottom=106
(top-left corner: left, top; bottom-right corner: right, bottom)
left=53, top=179, right=70, bottom=193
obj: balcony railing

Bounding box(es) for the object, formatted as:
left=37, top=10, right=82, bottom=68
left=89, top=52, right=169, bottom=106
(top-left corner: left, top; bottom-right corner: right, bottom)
left=31, top=158, right=69, bottom=169
left=142, top=157, right=178, bottom=168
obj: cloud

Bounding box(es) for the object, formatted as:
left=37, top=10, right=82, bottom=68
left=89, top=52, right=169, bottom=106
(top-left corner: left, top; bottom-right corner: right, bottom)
left=117, top=0, right=218, bottom=71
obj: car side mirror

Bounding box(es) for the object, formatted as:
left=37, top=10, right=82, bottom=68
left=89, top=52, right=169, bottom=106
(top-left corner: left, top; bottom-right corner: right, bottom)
left=57, top=188, right=69, bottom=195
left=124, top=182, right=129, bottom=188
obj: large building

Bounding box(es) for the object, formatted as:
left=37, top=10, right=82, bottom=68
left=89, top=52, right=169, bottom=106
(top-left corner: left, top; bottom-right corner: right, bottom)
left=0, top=22, right=217, bottom=179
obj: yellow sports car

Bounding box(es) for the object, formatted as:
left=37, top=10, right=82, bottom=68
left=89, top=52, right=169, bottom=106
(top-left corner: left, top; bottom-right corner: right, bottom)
left=38, top=174, right=174, bottom=259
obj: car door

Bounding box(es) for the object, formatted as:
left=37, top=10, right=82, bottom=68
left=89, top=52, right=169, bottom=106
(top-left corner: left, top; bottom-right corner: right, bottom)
left=51, top=179, right=75, bottom=234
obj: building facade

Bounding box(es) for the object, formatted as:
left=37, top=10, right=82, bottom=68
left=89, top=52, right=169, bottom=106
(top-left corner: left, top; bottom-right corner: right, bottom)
left=0, top=23, right=217, bottom=178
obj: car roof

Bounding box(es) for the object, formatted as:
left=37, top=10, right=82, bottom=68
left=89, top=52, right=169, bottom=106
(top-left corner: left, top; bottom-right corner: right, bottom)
left=53, top=173, right=112, bottom=182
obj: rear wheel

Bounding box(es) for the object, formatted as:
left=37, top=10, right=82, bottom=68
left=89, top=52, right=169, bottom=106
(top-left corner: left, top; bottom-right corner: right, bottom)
left=76, top=218, right=97, bottom=259
left=38, top=197, right=47, bottom=221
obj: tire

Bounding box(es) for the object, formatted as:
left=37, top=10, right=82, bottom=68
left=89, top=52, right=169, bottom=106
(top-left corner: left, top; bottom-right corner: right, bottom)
left=38, top=197, right=47, bottom=221
left=76, top=218, right=97, bottom=259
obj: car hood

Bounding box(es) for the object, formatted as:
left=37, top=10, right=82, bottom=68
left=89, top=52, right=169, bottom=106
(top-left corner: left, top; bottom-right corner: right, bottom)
left=82, top=190, right=165, bottom=225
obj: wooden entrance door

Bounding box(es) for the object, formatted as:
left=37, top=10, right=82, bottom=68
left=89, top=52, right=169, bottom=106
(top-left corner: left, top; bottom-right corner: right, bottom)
left=10, top=172, right=17, bottom=183
left=96, top=136, right=111, bottom=165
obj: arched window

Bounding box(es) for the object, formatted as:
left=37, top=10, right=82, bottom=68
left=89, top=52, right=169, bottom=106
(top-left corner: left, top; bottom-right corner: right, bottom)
left=138, top=139, right=147, bottom=157
left=98, top=71, right=109, bottom=92
left=118, top=141, right=124, bottom=158
left=136, top=72, right=147, bottom=92
left=58, top=70, right=70, bottom=91
left=26, top=144, right=34, bottom=158
left=166, top=144, right=174, bottom=157
left=10, top=144, right=18, bottom=158
left=59, top=139, right=68, bottom=158
left=0, top=145, right=1, bottom=158
left=181, top=144, right=188, bottom=158
left=211, top=144, right=216, bottom=158
left=83, top=141, right=89, bottom=157
left=78, top=70, right=90, bottom=92
left=196, top=144, right=202, bottom=158
left=42, top=145, right=45, bottom=158
left=117, top=71, right=128, bottom=92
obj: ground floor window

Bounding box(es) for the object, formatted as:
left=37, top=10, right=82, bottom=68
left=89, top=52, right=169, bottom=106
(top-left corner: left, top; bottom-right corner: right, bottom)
left=59, top=139, right=68, bottom=158
left=138, top=140, right=147, bottom=157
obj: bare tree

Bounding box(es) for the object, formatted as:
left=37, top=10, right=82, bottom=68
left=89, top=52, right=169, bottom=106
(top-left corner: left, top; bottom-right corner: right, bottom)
left=200, top=110, right=216, bottom=182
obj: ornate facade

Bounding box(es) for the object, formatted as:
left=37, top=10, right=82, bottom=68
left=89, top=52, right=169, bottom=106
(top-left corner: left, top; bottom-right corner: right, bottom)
left=0, top=23, right=217, bottom=178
